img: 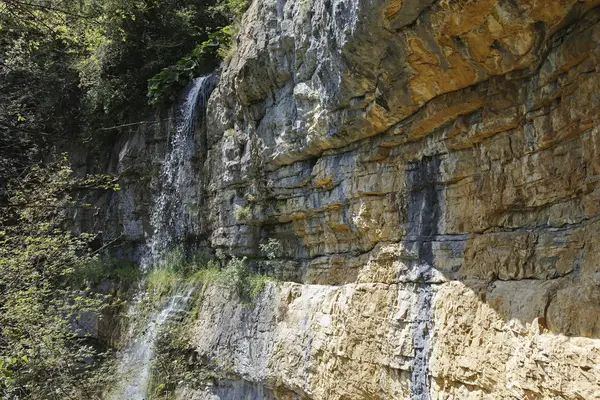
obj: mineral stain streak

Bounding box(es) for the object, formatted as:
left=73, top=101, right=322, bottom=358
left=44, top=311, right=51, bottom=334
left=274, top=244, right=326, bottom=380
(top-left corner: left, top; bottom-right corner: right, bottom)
left=406, top=156, right=441, bottom=400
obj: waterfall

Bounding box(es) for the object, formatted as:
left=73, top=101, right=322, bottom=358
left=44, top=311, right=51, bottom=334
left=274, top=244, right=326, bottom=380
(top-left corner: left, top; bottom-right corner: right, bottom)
left=110, top=289, right=194, bottom=400
left=108, top=75, right=214, bottom=399
left=143, top=75, right=213, bottom=269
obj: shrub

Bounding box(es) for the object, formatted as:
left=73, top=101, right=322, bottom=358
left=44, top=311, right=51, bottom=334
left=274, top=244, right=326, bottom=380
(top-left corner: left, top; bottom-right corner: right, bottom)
left=222, top=256, right=249, bottom=295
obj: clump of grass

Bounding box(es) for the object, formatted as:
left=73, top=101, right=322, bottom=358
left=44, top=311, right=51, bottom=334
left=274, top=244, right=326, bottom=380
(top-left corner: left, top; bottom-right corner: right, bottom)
left=247, top=275, right=273, bottom=299
left=191, top=255, right=273, bottom=300
left=145, top=248, right=195, bottom=298
left=214, top=256, right=273, bottom=300
left=144, top=248, right=275, bottom=304
left=146, top=268, right=181, bottom=296
left=189, top=260, right=221, bottom=284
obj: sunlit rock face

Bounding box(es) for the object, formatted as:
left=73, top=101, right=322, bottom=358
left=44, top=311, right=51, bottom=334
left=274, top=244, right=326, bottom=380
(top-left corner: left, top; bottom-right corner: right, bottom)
left=110, top=0, right=600, bottom=398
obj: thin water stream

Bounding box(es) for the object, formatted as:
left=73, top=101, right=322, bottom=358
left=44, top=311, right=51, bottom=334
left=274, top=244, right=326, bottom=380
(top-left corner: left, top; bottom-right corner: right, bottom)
left=111, top=288, right=194, bottom=399
left=108, top=76, right=213, bottom=399
left=144, top=75, right=213, bottom=270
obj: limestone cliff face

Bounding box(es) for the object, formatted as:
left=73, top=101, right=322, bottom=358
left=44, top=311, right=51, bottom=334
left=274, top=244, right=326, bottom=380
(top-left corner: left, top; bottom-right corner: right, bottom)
left=111, top=0, right=600, bottom=398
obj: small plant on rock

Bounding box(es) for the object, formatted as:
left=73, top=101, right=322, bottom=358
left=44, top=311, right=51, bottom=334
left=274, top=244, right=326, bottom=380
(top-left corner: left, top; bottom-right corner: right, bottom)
left=259, top=238, right=282, bottom=260
left=222, top=256, right=249, bottom=295
left=234, top=205, right=252, bottom=222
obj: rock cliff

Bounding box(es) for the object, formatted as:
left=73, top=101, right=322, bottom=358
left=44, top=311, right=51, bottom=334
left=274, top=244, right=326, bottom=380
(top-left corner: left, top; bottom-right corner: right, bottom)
left=109, top=0, right=600, bottom=398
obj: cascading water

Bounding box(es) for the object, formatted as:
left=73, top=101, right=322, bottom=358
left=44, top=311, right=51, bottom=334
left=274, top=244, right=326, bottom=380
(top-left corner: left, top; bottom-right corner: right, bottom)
left=109, top=75, right=214, bottom=400
left=144, top=75, right=213, bottom=269
left=111, top=288, right=194, bottom=399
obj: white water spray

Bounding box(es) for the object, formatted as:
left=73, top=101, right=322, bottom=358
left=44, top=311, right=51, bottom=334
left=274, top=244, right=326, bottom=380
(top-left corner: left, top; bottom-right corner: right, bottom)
left=144, top=75, right=212, bottom=269
left=109, top=75, right=213, bottom=400
left=111, top=289, right=193, bottom=399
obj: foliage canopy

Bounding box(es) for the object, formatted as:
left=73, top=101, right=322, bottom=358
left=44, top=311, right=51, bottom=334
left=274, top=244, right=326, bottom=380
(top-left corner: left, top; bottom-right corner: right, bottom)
left=0, top=0, right=251, bottom=395
left=0, top=0, right=245, bottom=187
left=0, top=155, right=118, bottom=399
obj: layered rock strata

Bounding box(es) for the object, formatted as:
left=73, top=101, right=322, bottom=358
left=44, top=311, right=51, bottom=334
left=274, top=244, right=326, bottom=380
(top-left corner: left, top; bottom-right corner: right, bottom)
left=109, top=0, right=600, bottom=398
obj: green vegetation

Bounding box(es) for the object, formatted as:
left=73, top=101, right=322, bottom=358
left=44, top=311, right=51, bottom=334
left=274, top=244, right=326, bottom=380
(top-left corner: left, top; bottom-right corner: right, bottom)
left=260, top=238, right=282, bottom=260
left=247, top=274, right=273, bottom=299
left=190, top=265, right=223, bottom=283
left=146, top=268, right=184, bottom=297
left=0, top=0, right=249, bottom=189
left=146, top=0, right=250, bottom=105
left=234, top=205, right=253, bottom=222
left=143, top=248, right=273, bottom=302
left=211, top=0, right=251, bottom=62
left=0, top=156, right=119, bottom=399
left=75, top=257, right=141, bottom=284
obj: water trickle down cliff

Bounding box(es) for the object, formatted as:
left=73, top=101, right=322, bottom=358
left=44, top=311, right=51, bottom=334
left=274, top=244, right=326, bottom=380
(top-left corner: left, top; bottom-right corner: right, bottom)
left=109, top=75, right=214, bottom=399
left=111, top=289, right=194, bottom=400
left=144, top=75, right=214, bottom=268
left=106, top=0, right=600, bottom=398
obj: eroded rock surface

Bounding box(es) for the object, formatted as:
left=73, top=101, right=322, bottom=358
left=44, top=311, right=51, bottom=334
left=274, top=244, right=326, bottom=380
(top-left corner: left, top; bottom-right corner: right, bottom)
left=110, top=0, right=600, bottom=398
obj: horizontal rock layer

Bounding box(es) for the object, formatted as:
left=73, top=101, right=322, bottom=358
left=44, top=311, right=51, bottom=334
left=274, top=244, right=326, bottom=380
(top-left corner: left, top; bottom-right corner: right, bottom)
left=107, top=0, right=600, bottom=398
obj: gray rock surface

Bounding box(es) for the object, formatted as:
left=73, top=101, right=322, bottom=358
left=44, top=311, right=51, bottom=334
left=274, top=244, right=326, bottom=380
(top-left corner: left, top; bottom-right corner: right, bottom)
left=105, top=0, right=600, bottom=398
